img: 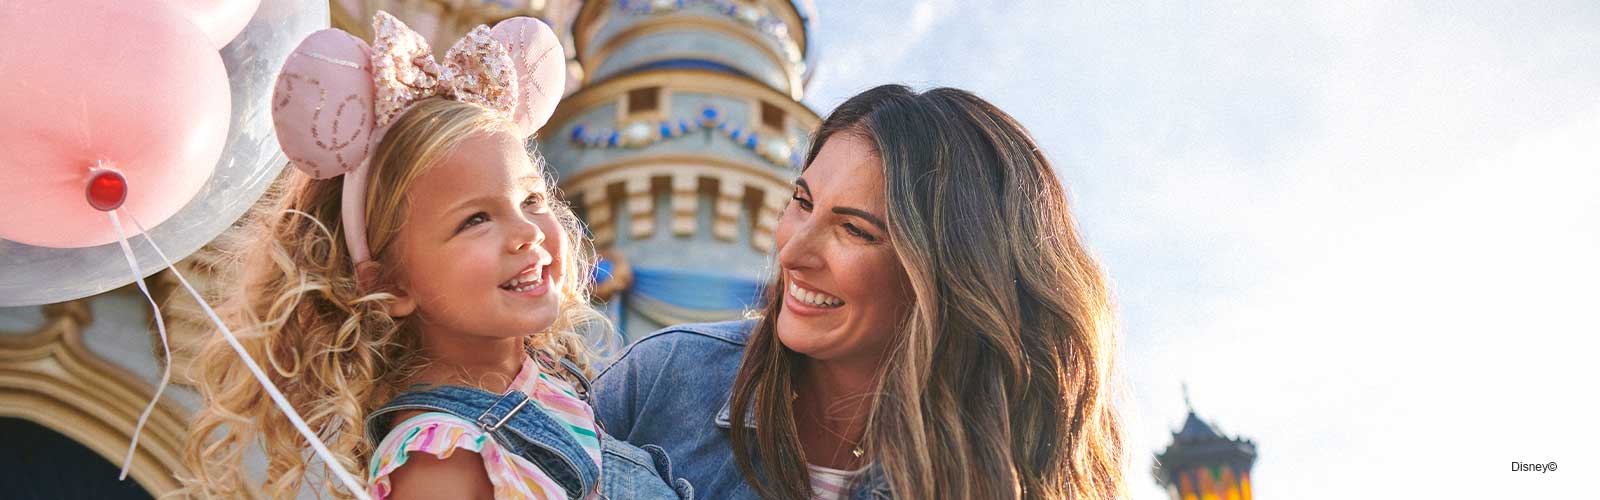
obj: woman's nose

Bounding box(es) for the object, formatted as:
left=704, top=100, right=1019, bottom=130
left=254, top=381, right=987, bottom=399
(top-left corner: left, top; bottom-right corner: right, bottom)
left=777, top=220, right=823, bottom=271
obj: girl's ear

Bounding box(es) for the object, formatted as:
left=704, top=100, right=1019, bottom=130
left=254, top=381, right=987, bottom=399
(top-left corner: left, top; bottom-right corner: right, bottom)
left=389, top=288, right=418, bottom=318
left=357, top=261, right=417, bottom=317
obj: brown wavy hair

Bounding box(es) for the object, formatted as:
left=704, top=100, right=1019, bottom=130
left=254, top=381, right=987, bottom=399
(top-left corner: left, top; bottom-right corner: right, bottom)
left=178, top=97, right=605, bottom=498
left=729, top=85, right=1126, bottom=499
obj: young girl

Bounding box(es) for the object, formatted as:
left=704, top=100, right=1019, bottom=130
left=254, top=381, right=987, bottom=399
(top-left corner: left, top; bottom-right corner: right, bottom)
left=180, top=13, right=688, bottom=500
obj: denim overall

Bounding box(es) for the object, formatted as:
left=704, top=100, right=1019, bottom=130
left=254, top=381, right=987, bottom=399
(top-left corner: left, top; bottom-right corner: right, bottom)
left=366, top=355, right=693, bottom=500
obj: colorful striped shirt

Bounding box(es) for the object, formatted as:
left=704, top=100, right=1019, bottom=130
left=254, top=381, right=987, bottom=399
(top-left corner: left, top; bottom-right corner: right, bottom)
left=368, top=357, right=601, bottom=499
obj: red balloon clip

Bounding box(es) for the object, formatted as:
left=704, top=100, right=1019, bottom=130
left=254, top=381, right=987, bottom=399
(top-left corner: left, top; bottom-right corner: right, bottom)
left=86, top=168, right=128, bottom=212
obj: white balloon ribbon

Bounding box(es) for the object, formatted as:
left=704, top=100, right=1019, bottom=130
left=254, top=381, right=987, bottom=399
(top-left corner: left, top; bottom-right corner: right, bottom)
left=110, top=212, right=372, bottom=500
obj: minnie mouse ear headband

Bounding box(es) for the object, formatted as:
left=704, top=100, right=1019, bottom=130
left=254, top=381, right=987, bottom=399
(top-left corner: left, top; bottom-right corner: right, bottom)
left=271, top=11, right=564, bottom=265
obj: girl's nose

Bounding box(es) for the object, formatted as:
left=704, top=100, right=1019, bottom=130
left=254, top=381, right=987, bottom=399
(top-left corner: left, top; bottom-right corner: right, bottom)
left=510, top=217, right=545, bottom=254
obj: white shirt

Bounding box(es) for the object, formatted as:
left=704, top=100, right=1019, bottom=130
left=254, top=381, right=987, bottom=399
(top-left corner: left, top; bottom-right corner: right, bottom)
left=808, top=463, right=871, bottom=500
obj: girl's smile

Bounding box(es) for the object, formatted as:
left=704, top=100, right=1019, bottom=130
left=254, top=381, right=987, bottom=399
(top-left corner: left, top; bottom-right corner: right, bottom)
left=499, top=260, right=552, bottom=297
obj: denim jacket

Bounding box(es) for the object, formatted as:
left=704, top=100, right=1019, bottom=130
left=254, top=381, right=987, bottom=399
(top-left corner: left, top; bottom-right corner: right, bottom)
left=366, top=356, right=694, bottom=500
left=593, top=320, right=892, bottom=500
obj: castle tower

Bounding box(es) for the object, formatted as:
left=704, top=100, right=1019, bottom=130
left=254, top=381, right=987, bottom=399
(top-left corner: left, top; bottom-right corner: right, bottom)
left=539, top=0, right=819, bottom=337
left=1154, top=390, right=1259, bottom=500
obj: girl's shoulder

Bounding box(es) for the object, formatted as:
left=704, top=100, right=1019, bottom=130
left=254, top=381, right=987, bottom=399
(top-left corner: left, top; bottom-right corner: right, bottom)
left=374, top=415, right=497, bottom=499
left=369, top=355, right=608, bottom=499
left=368, top=411, right=573, bottom=499
left=368, top=412, right=494, bottom=496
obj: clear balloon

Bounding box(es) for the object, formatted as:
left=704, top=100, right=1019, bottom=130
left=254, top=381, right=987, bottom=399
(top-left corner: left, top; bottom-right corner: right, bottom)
left=0, top=0, right=330, bottom=306
left=167, top=0, right=264, bottom=49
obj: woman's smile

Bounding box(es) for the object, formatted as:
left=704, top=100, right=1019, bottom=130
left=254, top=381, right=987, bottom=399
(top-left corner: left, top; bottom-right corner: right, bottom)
left=785, top=279, right=846, bottom=315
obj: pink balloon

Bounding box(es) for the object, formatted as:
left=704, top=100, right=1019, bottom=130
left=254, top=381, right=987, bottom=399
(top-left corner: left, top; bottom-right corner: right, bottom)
left=0, top=0, right=230, bottom=248
left=164, top=0, right=263, bottom=49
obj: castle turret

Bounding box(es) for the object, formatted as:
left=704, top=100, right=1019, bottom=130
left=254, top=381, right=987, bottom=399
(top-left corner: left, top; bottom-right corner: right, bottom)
left=1154, top=390, right=1259, bottom=500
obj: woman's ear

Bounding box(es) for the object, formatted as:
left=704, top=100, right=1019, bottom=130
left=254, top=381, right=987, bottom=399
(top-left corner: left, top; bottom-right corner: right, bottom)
left=356, top=260, right=417, bottom=317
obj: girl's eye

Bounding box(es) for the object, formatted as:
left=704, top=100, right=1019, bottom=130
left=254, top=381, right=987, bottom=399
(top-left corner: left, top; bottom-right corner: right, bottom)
left=523, top=192, right=547, bottom=210
left=843, top=223, right=877, bottom=242
left=459, top=212, right=488, bottom=231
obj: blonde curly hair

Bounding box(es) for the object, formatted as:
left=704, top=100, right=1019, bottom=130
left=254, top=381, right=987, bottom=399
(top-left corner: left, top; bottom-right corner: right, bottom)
left=179, top=97, right=607, bottom=498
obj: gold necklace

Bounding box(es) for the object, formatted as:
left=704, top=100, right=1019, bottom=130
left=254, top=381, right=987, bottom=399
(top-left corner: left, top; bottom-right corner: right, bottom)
left=795, top=391, right=866, bottom=460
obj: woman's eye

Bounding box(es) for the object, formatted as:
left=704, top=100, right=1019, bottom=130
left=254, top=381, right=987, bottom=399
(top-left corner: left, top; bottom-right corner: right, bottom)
left=843, top=223, right=877, bottom=242
left=459, top=212, right=488, bottom=231
left=791, top=193, right=814, bottom=212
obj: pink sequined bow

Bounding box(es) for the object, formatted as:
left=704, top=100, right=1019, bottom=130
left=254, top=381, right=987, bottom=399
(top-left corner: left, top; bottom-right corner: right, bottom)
left=370, top=12, right=517, bottom=127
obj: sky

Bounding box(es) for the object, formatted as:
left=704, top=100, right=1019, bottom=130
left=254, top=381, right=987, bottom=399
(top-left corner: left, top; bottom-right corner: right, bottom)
left=800, top=1, right=1599, bottom=498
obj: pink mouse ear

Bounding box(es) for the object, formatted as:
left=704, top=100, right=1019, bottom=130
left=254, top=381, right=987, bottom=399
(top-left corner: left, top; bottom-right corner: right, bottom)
left=490, top=17, right=566, bottom=138
left=271, top=29, right=377, bottom=180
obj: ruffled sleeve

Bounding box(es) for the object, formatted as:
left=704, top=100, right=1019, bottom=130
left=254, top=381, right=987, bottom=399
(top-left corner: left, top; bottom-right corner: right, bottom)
left=367, top=412, right=569, bottom=499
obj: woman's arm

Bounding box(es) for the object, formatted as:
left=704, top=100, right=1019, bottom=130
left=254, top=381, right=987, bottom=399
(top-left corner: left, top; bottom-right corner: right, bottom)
left=594, top=337, right=665, bottom=438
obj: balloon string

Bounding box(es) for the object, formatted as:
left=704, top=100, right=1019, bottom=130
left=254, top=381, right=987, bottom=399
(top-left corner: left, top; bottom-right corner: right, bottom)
left=108, top=211, right=172, bottom=482
left=125, top=214, right=372, bottom=500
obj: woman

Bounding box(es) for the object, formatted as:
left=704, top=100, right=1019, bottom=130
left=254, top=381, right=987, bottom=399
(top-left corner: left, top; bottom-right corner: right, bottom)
left=594, top=85, right=1125, bottom=499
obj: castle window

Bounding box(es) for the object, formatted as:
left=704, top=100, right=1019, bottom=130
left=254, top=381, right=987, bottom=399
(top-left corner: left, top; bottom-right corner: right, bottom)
left=627, top=86, right=661, bottom=115
left=760, top=101, right=785, bottom=132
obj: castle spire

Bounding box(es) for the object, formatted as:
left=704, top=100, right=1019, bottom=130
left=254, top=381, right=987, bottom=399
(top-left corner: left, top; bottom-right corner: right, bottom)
left=1154, top=387, right=1257, bottom=500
